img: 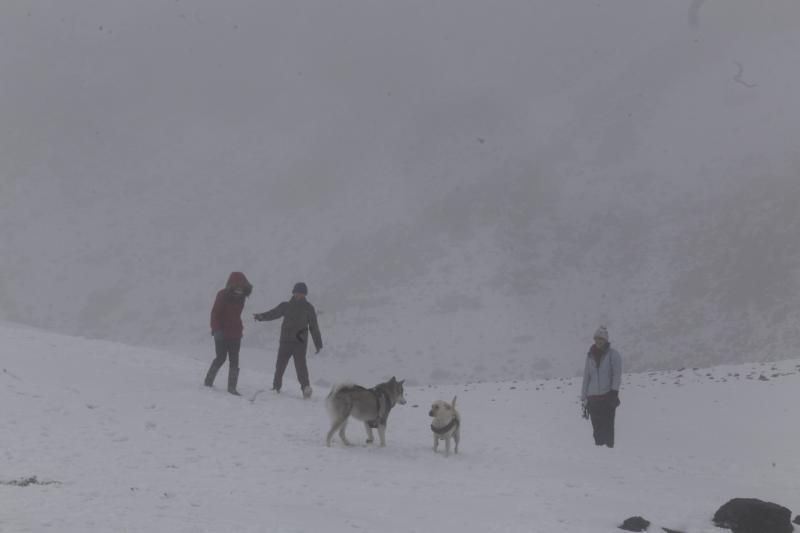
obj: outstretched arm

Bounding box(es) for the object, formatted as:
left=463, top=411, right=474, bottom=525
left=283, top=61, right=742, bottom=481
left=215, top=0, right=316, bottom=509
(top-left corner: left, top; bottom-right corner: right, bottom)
left=254, top=302, right=286, bottom=322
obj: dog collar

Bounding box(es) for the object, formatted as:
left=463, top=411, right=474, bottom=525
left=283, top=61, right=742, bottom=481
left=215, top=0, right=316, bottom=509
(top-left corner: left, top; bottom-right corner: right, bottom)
left=431, top=417, right=459, bottom=435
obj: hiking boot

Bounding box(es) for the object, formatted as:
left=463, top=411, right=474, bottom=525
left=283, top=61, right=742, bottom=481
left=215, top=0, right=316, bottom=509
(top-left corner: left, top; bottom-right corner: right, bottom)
left=302, top=385, right=312, bottom=399
left=228, top=368, right=241, bottom=396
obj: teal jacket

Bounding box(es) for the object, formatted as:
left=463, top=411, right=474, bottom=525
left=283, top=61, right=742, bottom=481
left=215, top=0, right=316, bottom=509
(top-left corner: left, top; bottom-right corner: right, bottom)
left=581, top=346, right=622, bottom=400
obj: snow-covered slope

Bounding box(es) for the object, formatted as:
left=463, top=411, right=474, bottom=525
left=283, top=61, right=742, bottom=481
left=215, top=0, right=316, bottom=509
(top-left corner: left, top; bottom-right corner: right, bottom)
left=3, top=323, right=798, bottom=532
left=1, top=1, right=800, bottom=382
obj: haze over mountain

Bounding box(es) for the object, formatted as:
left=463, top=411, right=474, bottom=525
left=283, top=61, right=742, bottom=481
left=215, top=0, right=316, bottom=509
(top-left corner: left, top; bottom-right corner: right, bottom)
left=2, top=1, right=799, bottom=383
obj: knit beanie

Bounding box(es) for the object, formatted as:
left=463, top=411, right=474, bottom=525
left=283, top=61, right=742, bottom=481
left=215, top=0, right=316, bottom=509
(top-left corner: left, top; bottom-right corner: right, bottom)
left=593, top=325, right=609, bottom=342
left=292, top=282, right=308, bottom=295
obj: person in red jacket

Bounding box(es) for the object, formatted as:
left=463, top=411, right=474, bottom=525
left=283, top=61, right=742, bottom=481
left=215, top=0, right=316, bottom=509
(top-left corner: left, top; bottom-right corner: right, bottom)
left=205, top=272, right=253, bottom=395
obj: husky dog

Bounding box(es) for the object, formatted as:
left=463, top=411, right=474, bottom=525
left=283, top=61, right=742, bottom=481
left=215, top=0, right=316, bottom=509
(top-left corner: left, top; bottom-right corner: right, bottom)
left=326, top=377, right=407, bottom=447
left=429, top=396, right=460, bottom=456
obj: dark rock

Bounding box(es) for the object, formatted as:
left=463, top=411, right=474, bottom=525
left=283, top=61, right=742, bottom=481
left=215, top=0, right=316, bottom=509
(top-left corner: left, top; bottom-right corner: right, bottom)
left=619, top=516, right=650, bottom=531
left=662, top=528, right=685, bottom=533
left=793, top=515, right=800, bottom=525
left=1, top=475, right=61, bottom=487
left=713, top=498, right=793, bottom=533
left=758, top=375, right=770, bottom=381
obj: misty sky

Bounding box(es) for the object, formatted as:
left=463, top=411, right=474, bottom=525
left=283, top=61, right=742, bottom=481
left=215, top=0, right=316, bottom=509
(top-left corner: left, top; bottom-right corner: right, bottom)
left=1, top=1, right=799, bottom=382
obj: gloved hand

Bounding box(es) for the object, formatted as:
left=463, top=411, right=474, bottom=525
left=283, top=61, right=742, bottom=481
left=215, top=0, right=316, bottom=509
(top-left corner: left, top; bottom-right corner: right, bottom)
left=581, top=399, right=589, bottom=419
left=253, top=313, right=263, bottom=321
left=212, top=330, right=224, bottom=341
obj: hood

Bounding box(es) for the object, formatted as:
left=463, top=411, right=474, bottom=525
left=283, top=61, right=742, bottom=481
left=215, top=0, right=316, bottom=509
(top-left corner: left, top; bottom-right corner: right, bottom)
left=225, top=272, right=253, bottom=295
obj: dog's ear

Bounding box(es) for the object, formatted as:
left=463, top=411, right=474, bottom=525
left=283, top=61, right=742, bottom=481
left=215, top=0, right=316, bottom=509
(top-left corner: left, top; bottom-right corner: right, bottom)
left=399, top=379, right=405, bottom=385
left=390, top=376, right=396, bottom=383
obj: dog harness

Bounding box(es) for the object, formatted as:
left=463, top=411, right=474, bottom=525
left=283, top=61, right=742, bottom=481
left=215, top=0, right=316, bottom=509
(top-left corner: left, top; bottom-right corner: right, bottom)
left=431, top=416, right=460, bottom=435
left=367, top=387, right=393, bottom=428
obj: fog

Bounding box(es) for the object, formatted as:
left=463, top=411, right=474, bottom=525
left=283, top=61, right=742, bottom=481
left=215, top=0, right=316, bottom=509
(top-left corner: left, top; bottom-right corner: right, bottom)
left=1, top=1, right=799, bottom=383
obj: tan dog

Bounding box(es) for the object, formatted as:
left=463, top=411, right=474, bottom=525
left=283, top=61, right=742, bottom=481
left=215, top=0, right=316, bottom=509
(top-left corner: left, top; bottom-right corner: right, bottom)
left=429, top=396, right=460, bottom=456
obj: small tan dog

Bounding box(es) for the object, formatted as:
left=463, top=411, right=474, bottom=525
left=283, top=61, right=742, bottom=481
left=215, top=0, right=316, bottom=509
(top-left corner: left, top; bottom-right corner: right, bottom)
left=429, top=396, right=460, bottom=456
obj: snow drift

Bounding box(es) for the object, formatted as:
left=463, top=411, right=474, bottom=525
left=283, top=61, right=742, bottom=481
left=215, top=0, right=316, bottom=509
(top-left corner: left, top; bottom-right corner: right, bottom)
left=2, top=322, right=799, bottom=532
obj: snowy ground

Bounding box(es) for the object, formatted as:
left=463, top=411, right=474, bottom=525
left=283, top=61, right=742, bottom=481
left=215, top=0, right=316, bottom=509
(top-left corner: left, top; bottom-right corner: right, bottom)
left=2, top=322, right=799, bottom=533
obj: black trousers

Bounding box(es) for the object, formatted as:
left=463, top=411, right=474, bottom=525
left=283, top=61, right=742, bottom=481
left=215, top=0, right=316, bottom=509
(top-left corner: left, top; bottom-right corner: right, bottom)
left=273, top=340, right=309, bottom=391
left=588, top=395, right=617, bottom=448
left=212, top=338, right=241, bottom=370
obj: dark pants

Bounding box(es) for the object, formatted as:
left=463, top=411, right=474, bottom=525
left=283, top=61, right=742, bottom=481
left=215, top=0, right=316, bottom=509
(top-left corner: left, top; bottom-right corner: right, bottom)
left=588, top=395, right=617, bottom=448
left=213, top=338, right=241, bottom=370
left=273, top=340, right=309, bottom=391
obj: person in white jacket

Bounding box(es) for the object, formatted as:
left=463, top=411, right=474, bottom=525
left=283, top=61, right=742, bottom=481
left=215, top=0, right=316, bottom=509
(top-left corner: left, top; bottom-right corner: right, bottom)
left=581, top=326, right=622, bottom=448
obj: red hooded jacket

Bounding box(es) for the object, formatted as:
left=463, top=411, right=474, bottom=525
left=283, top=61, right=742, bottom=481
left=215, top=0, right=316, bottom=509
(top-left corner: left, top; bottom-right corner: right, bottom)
left=210, top=272, right=253, bottom=340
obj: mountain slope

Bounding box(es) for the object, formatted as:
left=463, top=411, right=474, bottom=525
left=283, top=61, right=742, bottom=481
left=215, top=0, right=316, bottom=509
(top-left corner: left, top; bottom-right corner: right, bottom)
left=1, top=1, right=799, bottom=381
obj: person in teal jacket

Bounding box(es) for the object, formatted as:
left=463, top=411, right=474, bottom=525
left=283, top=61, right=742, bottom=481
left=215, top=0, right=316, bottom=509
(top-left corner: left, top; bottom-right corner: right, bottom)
left=581, top=326, right=622, bottom=447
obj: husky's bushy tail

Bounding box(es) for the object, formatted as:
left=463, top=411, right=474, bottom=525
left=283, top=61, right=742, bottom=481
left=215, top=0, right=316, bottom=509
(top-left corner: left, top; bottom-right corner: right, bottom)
left=326, top=382, right=354, bottom=417
left=325, top=382, right=359, bottom=446
left=327, top=382, right=353, bottom=399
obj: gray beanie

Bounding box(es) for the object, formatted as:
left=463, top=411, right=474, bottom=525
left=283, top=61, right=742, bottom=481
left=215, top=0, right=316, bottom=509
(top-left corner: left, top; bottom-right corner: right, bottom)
left=593, top=325, right=609, bottom=342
